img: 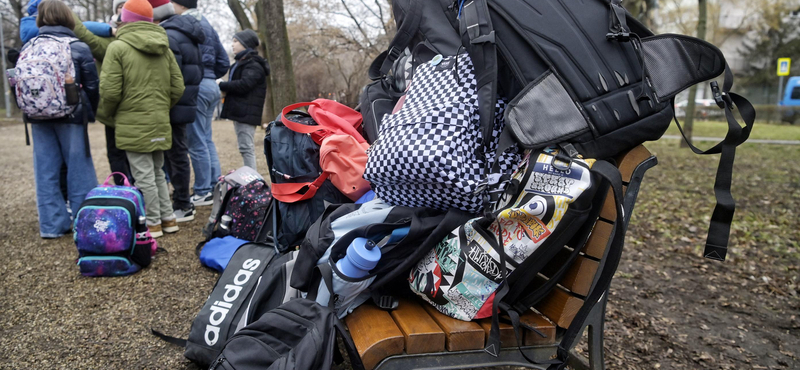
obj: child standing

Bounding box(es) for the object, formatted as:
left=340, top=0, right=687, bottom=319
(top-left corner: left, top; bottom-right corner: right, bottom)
left=97, top=0, right=185, bottom=237
left=21, top=0, right=99, bottom=238
left=219, top=29, right=269, bottom=171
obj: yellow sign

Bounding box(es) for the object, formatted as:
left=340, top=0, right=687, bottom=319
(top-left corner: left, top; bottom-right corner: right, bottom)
left=778, top=58, right=791, bottom=76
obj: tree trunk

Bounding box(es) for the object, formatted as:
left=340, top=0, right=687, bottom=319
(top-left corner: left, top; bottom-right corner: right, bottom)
left=257, top=0, right=296, bottom=120
left=228, top=0, right=253, bottom=30
left=680, top=0, right=707, bottom=148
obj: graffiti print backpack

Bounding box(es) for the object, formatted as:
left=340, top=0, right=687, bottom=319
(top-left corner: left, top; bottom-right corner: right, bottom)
left=74, top=173, right=157, bottom=277
left=14, top=34, right=78, bottom=119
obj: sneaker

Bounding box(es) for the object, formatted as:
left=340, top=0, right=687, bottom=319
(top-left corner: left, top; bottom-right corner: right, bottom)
left=174, top=205, right=196, bottom=223
left=162, top=216, right=179, bottom=234
left=149, top=224, right=163, bottom=238
left=191, top=192, right=213, bottom=206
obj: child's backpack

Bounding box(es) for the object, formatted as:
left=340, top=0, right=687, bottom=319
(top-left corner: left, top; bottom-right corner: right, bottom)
left=202, top=166, right=264, bottom=240
left=74, top=173, right=157, bottom=277
left=209, top=298, right=364, bottom=370
left=14, top=35, right=78, bottom=119
left=264, top=110, right=353, bottom=252
left=217, top=180, right=274, bottom=243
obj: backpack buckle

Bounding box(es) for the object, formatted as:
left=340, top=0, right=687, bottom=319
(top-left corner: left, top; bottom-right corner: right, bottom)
left=606, top=31, right=630, bottom=42
left=710, top=81, right=732, bottom=109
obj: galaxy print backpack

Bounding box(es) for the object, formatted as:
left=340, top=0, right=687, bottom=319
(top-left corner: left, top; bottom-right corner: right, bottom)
left=73, top=173, right=157, bottom=277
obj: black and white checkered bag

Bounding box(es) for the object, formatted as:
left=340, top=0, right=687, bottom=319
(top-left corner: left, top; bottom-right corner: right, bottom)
left=364, top=54, right=517, bottom=213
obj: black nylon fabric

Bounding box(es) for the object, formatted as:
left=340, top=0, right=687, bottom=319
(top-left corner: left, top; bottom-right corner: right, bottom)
left=642, top=34, right=726, bottom=102
left=263, top=114, right=352, bottom=252
left=289, top=204, right=467, bottom=293
left=184, top=243, right=277, bottom=368
left=210, top=298, right=364, bottom=370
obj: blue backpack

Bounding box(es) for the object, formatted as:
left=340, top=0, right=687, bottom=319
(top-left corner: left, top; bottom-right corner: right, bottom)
left=73, top=173, right=156, bottom=277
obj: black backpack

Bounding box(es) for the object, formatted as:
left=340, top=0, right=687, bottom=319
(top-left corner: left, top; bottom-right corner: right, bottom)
left=263, top=111, right=352, bottom=252
left=210, top=298, right=364, bottom=370
left=366, top=0, right=754, bottom=262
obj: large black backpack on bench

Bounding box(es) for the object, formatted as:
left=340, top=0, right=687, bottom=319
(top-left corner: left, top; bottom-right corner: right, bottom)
left=367, top=0, right=753, bottom=262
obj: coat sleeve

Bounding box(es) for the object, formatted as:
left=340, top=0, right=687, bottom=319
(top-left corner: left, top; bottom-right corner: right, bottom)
left=212, top=32, right=230, bottom=79
left=167, top=51, right=186, bottom=108
left=97, top=43, right=123, bottom=126
left=219, top=62, right=265, bottom=96
left=72, top=13, right=114, bottom=62
left=74, top=43, right=100, bottom=114
left=19, top=16, right=39, bottom=44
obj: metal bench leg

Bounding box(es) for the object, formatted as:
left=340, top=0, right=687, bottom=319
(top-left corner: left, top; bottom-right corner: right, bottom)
left=585, top=294, right=607, bottom=370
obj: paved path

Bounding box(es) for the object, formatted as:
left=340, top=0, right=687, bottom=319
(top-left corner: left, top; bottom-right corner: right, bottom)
left=661, top=135, right=800, bottom=145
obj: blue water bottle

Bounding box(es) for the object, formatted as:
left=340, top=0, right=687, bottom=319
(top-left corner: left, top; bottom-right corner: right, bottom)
left=336, top=238, right=381, bottom=278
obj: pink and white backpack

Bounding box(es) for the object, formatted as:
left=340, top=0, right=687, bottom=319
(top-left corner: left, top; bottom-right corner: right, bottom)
left=14, top=35, right=77, bottom=119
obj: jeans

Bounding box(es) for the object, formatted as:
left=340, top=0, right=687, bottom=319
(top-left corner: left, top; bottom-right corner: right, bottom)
left=126, top=151, right=173, bottom=225
left=105, top=125, right=134, bottom=185
left=31, top=123, right=97, bottom=238
left=234, top=121, right=257, bottom=171
left=164, top=123, right=192, bottom=210
left=187, top=78, right=221, bottom=195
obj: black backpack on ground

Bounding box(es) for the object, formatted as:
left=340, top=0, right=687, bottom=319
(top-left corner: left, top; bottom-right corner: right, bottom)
left=264, top=111, right=352, bottom=252
left=153, top=243, right=278, bottom=367
left=209, top=298, right=364, bottom=370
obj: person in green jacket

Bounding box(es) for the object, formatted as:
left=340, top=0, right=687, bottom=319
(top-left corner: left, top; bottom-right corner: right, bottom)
left=98, top=0, right=185, bottom=237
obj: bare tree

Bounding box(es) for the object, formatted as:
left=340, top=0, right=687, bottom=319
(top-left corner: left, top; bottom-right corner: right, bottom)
left=681, top=0, right=708, bottom=146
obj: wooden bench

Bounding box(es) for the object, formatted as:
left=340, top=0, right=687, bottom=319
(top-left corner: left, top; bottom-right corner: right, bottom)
left=343, top=145, right=657, bottom=370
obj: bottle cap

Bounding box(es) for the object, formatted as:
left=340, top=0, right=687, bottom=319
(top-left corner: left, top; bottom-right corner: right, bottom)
left=346, top=237, right=381, bottom=271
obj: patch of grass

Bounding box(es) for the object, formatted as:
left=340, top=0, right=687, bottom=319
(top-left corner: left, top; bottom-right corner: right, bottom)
left=663, top=120, right=800, bottom=141
left=631, top=140, right=800, bottom=263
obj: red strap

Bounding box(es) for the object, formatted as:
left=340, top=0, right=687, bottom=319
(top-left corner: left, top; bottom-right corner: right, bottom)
left=281, top=100, right=366, bottom=144
left=271, top=172, right=330, bottom=203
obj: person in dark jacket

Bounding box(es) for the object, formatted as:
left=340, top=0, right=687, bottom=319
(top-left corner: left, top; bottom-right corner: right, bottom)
left=219, top=29, right=269, bottom=171
left=171, top=0, right=229, bottom=206
left=24, top=0, right=99, bottom=238
left=152, top=0, right=205, bottom=222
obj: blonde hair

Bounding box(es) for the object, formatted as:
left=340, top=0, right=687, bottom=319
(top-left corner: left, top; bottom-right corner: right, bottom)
left=36, top=0, right=76, bottom=30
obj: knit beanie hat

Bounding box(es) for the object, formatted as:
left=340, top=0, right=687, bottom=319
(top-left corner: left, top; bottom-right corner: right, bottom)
left=234, top=29, right=260, bottom=50
left=170, top=0, right=197, bottom=9
left=112, top=0, right=126, bottom=12
left=121, top=0, right=153, bottom=22
left=149, top=0, right=174, bottom=21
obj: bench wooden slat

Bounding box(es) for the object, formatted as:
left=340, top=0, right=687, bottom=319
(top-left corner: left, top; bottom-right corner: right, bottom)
left=519, top=310, right=557, bottom=346
left=421, top=304, right=486, bottom=351
left=599, top=186, right=628, bottom=221
left=390, top=298, right=445, bottom=354
left=534, top=285, right=584, bottom=328
left=540, top=247, right=599, bottom=297
left=477, top=318, right=519, bottom=347
left=582, top=219, right=614, bottom=259
left=346, top=304, right=405, bottom=370
left=616, top=145, right=653, bottom=183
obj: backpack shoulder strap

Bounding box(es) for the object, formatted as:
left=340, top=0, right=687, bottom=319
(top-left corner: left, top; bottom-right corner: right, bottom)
left=672, top=65, right=755, bottom=261
left=369, top=0, right=423, bottom=79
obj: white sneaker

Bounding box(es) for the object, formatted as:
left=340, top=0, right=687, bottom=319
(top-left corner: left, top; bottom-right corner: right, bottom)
left=191, top=193, right=213, bottom=206
left=174, top=206, right=196, bottom=222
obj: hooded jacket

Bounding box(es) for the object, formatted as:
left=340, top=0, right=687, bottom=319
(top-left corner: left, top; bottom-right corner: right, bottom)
left=160, top=14, right=205, bottom=125
left=184, top=8, right=229, bottom=79
left=24, top=25, right=99, bottom=125
left=97, top=21, right=185, bottom=153
left=219, top=49, right=270, bottom=126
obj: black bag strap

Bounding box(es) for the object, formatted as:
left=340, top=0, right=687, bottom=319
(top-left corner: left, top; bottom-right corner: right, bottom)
left=672, top=65, right=754, bottom=261
left=547, top=161, right=625, bottom=370
left=333, top=311, right=366, bottom=370
left=151, top=328, right=187, bottom=347
left=368, top=0, right=422, bottom=79
left=460, top=0, right=497, bottom=155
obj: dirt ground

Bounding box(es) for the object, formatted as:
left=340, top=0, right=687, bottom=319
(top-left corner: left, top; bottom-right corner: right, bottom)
left=0, top=120, right=797, bottom=369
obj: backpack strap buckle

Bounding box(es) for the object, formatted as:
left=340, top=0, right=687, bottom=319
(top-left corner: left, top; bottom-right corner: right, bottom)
left=710, top=81, right=732, bottom=109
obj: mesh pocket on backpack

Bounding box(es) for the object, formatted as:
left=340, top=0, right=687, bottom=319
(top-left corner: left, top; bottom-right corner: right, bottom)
left=505, top=71, right=591, bottom=149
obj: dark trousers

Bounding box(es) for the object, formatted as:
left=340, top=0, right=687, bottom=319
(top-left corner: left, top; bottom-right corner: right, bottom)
left=105, top=126, right=133, bottom=185
left=164, top=123, right=192, bottom=210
